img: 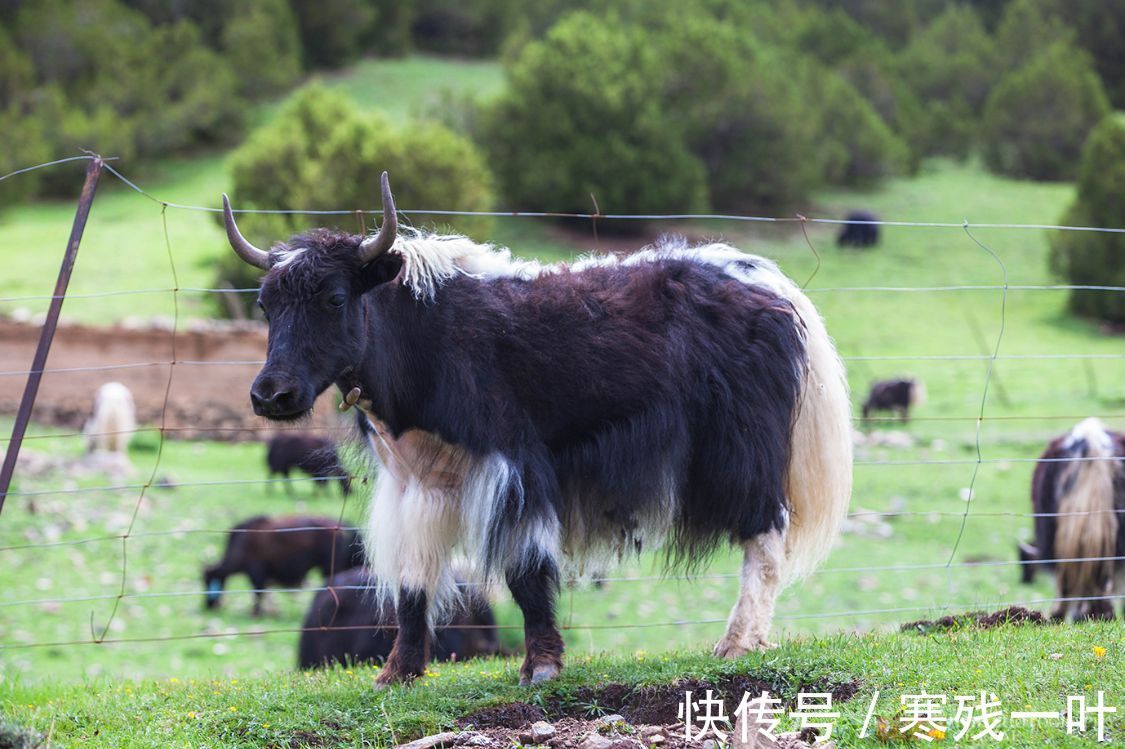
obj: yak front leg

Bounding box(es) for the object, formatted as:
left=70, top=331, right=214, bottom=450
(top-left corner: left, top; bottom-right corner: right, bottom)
left=376, top=587, right=431, bottom=686
left=714, top=528, right=784, bottom=658
left=507, top=556, right=564, bottom=685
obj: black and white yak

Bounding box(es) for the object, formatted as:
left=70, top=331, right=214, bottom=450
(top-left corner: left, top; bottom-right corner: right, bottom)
left=297, top=566, right=500, bottom=669
left=220, top=174, right=852, bottom=686
left=1020, top=418, right=1124, bottom=620
left=203, top=515, right=365, bottom=616
left=266, top=431, right=353, bottom=495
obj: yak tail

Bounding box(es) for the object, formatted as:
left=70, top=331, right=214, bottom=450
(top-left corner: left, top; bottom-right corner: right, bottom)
left=780, top=286, right=853, bottom=582
left=1053, top=418, right=1119, bottom=612
left=909, top=379, right=927, bottom=408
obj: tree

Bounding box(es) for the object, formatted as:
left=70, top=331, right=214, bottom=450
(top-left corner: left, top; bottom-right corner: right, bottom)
left=982, top=42, right=1110, bottom=181
left=220, top=85, right=496, bottom=316
left=896, top=4, right=995, bottom=157
left=290, top=0, right=376, bottom=68
left=1048, top=115, right=1125, bottom=323
left=221, top=0, right=303, bottom=97
left=482, top=13, right=707, bottom=218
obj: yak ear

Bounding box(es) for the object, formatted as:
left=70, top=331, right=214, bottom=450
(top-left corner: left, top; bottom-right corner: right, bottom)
left=358, top=252, right=404, bottom=291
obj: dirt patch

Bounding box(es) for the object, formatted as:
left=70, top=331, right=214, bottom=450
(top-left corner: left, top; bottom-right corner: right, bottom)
left=458, top=676, right=860, bottom=733
left=459, top=702, right=547, bottom=729
left=0, top=317, right=343, bottom=441
left=901, top=606, right=1046, bottom=634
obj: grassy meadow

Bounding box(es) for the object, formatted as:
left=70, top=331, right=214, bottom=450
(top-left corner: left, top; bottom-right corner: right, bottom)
left=1, top=55, right=1124, bottom=746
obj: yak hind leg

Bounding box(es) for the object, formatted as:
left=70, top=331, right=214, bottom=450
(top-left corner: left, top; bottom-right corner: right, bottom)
left=507, top=556, right=564, bottom=685
left=713, top=529, right=784, bottom=659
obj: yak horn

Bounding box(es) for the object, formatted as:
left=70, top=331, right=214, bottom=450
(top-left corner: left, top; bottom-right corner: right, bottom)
left=222, top=194, right=270, bottom=270
left=357, top=171, right=398, bottom=265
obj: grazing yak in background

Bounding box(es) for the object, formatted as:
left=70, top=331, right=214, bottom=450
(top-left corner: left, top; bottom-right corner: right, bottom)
left=267, top=432, right=352, bottom=495
left=1018, top=418, right=1124, bottom=621
left=836, top=210, right=880, bottom=248
left=298, top=566, right=500, bottom=669
left=83, top=382, right=136, bottom=454
left=203, top=515, right=365, bottom=616
left=862, top=378, right=926, bottom=422
left=222, top=173, right=852, bottom=686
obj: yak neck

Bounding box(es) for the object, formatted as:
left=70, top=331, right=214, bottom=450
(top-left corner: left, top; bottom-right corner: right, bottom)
left=349, top=282, right=445, bottom=438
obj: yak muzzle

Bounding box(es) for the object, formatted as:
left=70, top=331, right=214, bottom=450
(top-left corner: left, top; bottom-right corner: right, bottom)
left=250, top=372, right=313, bottom=420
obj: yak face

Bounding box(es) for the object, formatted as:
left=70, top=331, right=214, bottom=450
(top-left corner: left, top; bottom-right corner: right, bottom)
left=251, top=232, right=403, bottom=420
left=222, top=172, right=400, bottom=421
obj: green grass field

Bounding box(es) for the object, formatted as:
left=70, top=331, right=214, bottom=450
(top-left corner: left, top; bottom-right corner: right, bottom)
left=2, top=55, right=1124, bottom=747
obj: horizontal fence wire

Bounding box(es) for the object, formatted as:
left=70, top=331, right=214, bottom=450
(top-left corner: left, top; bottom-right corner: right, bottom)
left=2, top=352, right=1125, bottom=380
left=3, top=593, right=1123, bottom=653
left=1, top=154, right=1124, bottom=659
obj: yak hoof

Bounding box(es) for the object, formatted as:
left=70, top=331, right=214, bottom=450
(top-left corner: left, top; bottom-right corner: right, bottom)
left=520, top=663, right=560, bottom=686
left=713, top=636, right=776, bottom=659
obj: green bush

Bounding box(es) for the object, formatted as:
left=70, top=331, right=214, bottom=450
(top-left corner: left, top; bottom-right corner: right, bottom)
left=982, top=42, right=1109, bottom=181
left=992, top=0, right=1073, bottom=74
left=1048, top=115, right=1125, bottom=323
left=412, top=0, right=521, bottom=57
left=803, top=68, right=909, bottom=187
left=365, top=0, right=415, bottom=55
left=1037, top=0, right=1125, bottom=108
left=221, top=0, right=303, bottom=98
left=896, top=4, right=995, bottom=157
left=221, top=85, right=496, bottom=316
left=482, top=13, right=707, bottom=218
left=290, top=0, right=375, bottom=68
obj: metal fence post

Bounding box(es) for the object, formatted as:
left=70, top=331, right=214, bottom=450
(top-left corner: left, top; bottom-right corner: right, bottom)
left=0, top=156, right=105, bottom=516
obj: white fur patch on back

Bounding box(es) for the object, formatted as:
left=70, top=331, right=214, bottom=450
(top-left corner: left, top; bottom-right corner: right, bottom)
left=390, top=231, right=796, bottom=302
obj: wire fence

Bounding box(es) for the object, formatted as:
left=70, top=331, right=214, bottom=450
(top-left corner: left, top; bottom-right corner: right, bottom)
left=1, top=153, right=1123, bottom=667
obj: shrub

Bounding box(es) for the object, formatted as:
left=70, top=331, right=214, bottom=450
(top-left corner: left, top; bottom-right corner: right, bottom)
left=896, top=4, right=995, bottom=157
left=365, top=0, right=415, bottom=55
left=290, top=0, right=375, bottom=68
left=802, top=68, right=909, bottom=187
left=412, top=0, right=521, bottom=57
left=1048, top=115, right=1125, bottom=323
left=1037, top=0, right=1125, bottom=108
left=482, top=13, right=707, bottom=218
left=220, top=85, right=495, bottom=316
left=221, top=0, right=303, bottom=98
left=982, top=43, right=1109, bottom=181
left=0, top=103, right=49, bottom=207
left=992, top=0, right=1073, bottom=74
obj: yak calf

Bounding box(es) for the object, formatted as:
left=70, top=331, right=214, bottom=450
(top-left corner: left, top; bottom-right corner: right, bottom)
left=298, top=567, right=499, bottom=669
left=267, top=432, right=352, bottom=496
left=203, top=515, right=364, bottom=616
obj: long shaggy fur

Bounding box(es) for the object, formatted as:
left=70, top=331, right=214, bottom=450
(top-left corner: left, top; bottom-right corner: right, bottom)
left=1032, top=418, right=1125, bottom=620
left=248, top=224, right=854, bottom=679
left=354, top=236, right=852, bottom=588
left=83, top=382, right=136, bottom=454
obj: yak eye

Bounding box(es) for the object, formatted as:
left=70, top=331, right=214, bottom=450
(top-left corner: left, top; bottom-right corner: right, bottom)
left=257, top=300, right=268, bottom=319
left=328, top=292, right=346, bottom=308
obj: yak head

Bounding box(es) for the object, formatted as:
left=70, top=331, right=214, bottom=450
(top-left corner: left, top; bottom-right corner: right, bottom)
left=223, top=173, right=403, bottom=421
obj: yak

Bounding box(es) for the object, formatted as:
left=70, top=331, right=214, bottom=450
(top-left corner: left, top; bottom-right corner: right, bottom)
left=836, top=210, right=880, bottom=248
left=266, top=432, right=352, bottom=495
left=83, top=382, right=136, bottom=454
left=297, top=566, right=500, bottom=669
left=203, top=515, right=365, bottom=616
left=1019, top=418, right=1124, bottom=621
left=862, top=378, right=925, bottom=422
left=221, top=173, right=852, bottom=686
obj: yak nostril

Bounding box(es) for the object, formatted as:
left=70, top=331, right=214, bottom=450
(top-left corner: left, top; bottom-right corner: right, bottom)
left=251, top=383, right=296, bottom=412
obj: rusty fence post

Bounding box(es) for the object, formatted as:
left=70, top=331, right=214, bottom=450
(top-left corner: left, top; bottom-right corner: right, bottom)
left=0, top=157, right=105, bottom=516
